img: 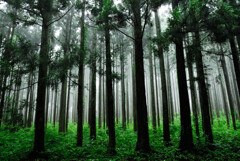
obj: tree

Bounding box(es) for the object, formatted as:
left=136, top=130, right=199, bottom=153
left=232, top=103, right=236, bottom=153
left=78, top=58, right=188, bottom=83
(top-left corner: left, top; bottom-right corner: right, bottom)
left=152, top=0, right=171, bottom=143
left=170, top=0, right=194, bottom=150
left=123, top=0, right=151, bottom=152
left=77, top=0, right=86, bottom=147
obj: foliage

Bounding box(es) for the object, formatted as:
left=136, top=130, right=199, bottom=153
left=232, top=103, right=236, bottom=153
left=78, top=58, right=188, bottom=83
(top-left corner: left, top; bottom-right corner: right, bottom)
left=0, top=116, right=239, bottom=160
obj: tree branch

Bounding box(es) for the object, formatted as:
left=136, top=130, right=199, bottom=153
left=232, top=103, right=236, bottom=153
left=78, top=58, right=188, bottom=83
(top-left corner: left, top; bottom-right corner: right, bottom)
left=47, top=5, right=74, bottom=26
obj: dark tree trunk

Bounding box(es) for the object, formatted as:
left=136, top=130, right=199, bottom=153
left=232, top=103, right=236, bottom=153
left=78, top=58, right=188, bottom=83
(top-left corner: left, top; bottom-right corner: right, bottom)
left=217, top=63, right=230, bottom=128
left=98, top=49, right=102, bottom=129
left=53, top=85, right=58, bottom=128
left=77, top=0, right=86, bottom=146
left=34, top=4, right=52, bottom=151
left=105, top=21, right=116, bottom=153
left=120, top=44, right=126, bottom=130
left=131, top=1, right=150, bottom=152
left=131, top=50, right=137, bottom=132
left=66, top=71, right=71, bottom=132
left=154, top=9, right=170, bottom=143
left=24, top=74, right=32, bottom=127
left=229, top=37, right=240, bottom=104
left=220, top=55, right=236, bottom=130
left=27, top=75, right=35, bottom=128
left=166, top=55, right=174, bottom=124
left=195, top=31, right=213, bottom=143
left=148, top=41, right=157, bottom=132
left=186, top=41, right=200, bottom=138
left=154, top=55, right=160, bottom=127
left=59, top=76, right=67, bottom=133
left=175, top=40, right=194, bottom=150
left=126, top=82, right=130, bottom=125
left=103, top=75, right=106, bottom=129
left=45, top=87, right=49, bottom=126
left=172, top=1, right=193, bottom=149
left=89, top=32, right=97, bottom=140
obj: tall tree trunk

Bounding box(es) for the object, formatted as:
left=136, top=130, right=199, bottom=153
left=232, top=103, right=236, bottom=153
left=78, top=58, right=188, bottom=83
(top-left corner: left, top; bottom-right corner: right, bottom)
left=148, top=39, right=156, bottom=132
left=89, top=32, right=97, bottom=140
left=115, top=61, right=119, bottom=124
left=195, top=31, right=213, bottom=143
left=77, top=0, right=86, bottom=147
left=28, top=74, right=35, bottom=128
left=34, top=1, right=52, bottom=151
left=0, top=24, right=15, bottom=126
left=103, top=75, right=106, bottom=129
left=132, top=0, right=150, bottom=152
left=126, top=82, right=130, bottom=125
left=98, top=47, right=102, bottom=129
left=229, top=37, right=240, bottom=102
left=220, top=54, right=236, bottom=130
left=217, top=62, right=230, bottom=128
left=120, top=44, right=126, bottom=130
left=53, top=85, right=58, bottom=128
left=186, top=40, right=200, bottom=138
left=154, top=9, right=170, bottom=143
left=105, top=19, right=116, bottom=154
left=66, top=71, right=71, bottom=132
left=59, top=76, right=67, bottom=133
left=172, top=0, right=193, bottom=150
left=131, top=50, right=137, bottom=132
left=45, top=87, right=49, bottom=126
left=24, top=73, right=32, bottom=127
left=154, top=55, right=160, bottom=127
left=166, top=54, right=174, bottom=124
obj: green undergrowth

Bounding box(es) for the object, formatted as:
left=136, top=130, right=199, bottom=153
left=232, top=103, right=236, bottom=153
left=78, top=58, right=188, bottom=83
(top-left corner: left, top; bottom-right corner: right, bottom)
left=0, top=116, right=240, bottom=160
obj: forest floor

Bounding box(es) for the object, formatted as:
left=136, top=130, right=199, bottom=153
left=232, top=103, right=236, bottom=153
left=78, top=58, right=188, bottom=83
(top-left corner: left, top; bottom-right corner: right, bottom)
left=0, top=117, right=240, bottom=160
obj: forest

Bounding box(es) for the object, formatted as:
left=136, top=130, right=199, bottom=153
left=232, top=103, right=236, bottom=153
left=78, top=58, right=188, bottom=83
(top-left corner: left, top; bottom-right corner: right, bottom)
left=0, top=0, right=240, bottom=160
